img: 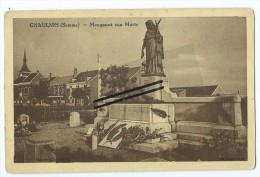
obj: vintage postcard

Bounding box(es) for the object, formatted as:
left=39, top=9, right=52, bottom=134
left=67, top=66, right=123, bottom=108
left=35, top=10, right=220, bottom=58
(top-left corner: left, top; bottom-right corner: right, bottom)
left=5, top=9, right=255, bottom=173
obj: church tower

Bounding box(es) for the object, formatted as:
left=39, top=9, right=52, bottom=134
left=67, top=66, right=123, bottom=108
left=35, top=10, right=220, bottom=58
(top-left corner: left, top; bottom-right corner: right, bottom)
left=19, top=50, right=31, bottom=77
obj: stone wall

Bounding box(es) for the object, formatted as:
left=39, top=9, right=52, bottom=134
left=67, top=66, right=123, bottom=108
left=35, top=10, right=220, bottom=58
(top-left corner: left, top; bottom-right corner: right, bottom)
left=174, top=102, right=219, bottom=123
left=109, top=104, right=174, bottom=123
left=172, top=94, right=245, bottom=127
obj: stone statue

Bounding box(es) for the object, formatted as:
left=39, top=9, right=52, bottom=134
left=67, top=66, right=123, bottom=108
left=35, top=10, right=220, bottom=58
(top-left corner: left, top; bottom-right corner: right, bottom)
left=141, top=19, right=165, bottom=76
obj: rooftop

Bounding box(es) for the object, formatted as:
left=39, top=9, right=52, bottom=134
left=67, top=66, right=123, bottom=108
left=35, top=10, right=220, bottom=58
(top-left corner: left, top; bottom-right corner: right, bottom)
left=126, top=67, right=140, bottom=78
left=50, top=75, right=73, bottom=86
left=14, top=72, right=39, bottom=84
left=71, top=70, right=98, bottom=83
left=170, top=85, right=220, bottom=97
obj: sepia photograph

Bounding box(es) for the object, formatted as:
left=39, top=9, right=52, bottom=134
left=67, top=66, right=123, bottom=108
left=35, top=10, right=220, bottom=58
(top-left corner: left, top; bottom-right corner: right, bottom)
left=4, top=9, right=255, bottom=172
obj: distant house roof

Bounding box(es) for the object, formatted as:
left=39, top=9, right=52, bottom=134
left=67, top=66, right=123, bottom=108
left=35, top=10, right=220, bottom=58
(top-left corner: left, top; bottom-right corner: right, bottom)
left=14, top=72, right=39, bottom=84
left=126, top=67, right=140, bottom=79
left=171, top=88, right=186, bottom=97
left=49, top=76, right=58, bottom=82
left=72, top=70, right=98, bottom=83
left=170, top=85, right=220, bottom=97
left=50, top=75, right=73, bottom=86
left=67, top=67, right=140, bottom=84
left=22, top=73, right=38, bottom=82
left=14, top=77, right=26, bottom=84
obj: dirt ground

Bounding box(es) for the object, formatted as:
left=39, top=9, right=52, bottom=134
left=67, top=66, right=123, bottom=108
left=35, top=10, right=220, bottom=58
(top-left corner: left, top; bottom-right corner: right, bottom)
left=15, top=121, right=247, bottom=162
left=14, top=121, right=156, bottom=162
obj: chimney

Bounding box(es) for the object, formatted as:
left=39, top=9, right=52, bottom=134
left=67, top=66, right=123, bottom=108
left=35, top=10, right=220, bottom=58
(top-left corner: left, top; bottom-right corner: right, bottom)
left=73, top=67, right=78, bottom=78
left=49, top=73, right=52, bottom=80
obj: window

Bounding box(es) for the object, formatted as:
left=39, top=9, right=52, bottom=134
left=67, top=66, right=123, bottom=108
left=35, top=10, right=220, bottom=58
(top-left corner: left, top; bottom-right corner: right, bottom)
left=28, top=87, right=31, bottom=95
left=24, top=87, right=27, bottom=95
left=61, top=86, right=64, bottom=94
left=57, top=86, right=60, bottom=95
left=53, top=87, right=56, bottom=94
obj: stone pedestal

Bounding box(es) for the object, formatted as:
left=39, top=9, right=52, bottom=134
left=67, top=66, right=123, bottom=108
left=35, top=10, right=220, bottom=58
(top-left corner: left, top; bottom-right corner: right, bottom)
left=139, top=76, right=177, bottom=101
left=93, top=98, right=115, bottom=126
left=218, top=94, right=243, bottom=126
left=70, top=112, right=80, bottom=127
left=235, top=125, right=247, bottom=139
left=108, top=103, right=174, bottom=133
left=217, top=94, right=247, bottom=139
left=24, top=138, right=56, bottom=163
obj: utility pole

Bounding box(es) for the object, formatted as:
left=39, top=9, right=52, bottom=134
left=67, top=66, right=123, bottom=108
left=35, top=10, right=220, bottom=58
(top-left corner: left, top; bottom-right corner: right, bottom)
left=97, top=53, right=101, bottom=99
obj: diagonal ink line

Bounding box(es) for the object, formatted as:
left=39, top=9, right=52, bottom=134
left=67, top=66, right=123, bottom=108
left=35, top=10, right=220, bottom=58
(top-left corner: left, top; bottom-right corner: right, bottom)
left=93, top=80, right=163, bottom=103
left=94, top=86, right=164, bottom=109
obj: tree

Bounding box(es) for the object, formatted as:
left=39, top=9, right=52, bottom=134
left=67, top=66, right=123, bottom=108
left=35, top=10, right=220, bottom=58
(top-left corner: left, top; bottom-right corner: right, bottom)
left=32, top=79, right=49, bottom=104
left=99, top=65, right=160, bottom=103
left=100, top=65, right=130, bottom=96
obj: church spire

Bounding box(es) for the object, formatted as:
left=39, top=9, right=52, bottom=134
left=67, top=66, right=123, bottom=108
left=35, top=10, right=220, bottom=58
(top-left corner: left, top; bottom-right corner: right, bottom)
left=23, top=50, right=27, bottom=63
left=19, top=50, right=31, bottom=73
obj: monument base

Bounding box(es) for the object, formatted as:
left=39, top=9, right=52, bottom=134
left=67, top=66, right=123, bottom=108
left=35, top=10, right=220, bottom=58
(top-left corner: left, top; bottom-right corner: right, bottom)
left=108, top=103, right=174, bottom=133
left=24, top=138, right=56, bottom=163
left=129, top=139, right=178, bottom=153
left=235, top=125, right=247, bottom=139
left=139, top=75, right=177, bottom=101
left=98, top=103, right=175, bottom=150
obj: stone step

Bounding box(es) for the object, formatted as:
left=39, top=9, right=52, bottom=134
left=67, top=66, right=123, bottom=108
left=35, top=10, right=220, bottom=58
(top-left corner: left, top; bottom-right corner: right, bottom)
left=177, top=121, right=217, bottom=135
left=129, top=140, right=178, bottom=154
left=162, top=132, right=178, bottom=140
left=177, top=132, right=213, bottom=143
left=178, top=139, right=205, bottom=150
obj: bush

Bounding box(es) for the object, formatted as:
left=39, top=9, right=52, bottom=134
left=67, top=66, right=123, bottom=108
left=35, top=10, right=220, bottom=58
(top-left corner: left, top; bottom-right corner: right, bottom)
left=208, top=130, right=247, bottom=160
left=14, top=121, right=37, bottom=137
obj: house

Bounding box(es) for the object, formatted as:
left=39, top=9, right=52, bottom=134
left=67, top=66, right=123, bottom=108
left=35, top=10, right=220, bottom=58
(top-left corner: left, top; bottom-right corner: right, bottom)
left=48, top=74, right=73, bottom=105
left=66, top=68, right=98, bottom=106
left=65, top=66, right=141, bottom=106
left=170, top=85, right=224, bottom=97
left=14, top=51, right=44, bottom=104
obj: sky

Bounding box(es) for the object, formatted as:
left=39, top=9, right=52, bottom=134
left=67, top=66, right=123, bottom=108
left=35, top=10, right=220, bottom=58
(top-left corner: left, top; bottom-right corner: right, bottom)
left=13, top=17, right=247, bottom=94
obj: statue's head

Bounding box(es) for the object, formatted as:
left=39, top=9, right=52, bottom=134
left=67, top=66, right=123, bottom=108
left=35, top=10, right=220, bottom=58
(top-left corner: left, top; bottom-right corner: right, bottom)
left=145, top=20, right=155, bottom=30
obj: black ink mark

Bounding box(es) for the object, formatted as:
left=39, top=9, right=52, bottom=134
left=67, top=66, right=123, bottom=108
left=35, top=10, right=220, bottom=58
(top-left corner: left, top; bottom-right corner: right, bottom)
left=93, top=80, right=163, bottom=103
left=94, top=86, right=164, bottom=109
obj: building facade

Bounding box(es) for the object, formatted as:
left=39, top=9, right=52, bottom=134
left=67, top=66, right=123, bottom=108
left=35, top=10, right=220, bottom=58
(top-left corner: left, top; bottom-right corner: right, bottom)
left=66, top=69, right=98, bottom=106
left=48, top=75, right=73, bottom=105
left=14, top=51, right=44, bottom=104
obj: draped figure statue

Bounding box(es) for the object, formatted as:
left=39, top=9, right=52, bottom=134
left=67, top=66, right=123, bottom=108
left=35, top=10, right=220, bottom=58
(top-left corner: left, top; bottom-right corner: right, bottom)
left=141, top=20, right=165, bottom=76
